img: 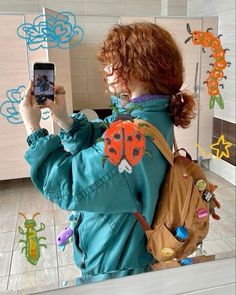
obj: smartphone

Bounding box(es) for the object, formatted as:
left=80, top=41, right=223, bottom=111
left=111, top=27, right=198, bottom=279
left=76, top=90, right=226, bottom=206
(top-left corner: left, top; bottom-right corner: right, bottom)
left=33, top=62, right=55, bottom=105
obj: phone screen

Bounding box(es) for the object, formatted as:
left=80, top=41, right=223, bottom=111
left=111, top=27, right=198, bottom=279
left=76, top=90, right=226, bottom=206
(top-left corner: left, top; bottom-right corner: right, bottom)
left=34, top=63, right=55, bottom=104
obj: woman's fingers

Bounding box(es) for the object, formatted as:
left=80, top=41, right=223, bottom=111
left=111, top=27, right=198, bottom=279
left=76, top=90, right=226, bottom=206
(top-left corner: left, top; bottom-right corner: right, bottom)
left=38, top=104, right=51, bottom=110
left=54, top=93, right=66, bottom=106
left=20, top=81, right=61, bottom=109
left=54, top=85, right=66, bottom=105
left=31, top=92, right=38, bottom=108
left=21, top=80, right=33, bottom=105
left=54, top=85, right=65, bottom=94
left=26, top=80, right=33, bottom=93
left=43, top=98, right=55, bottom=110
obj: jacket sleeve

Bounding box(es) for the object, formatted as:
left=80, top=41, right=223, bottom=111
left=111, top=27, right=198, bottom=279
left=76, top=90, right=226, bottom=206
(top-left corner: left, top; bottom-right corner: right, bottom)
left=25, top=128, right=139, bottom=214
left=59, top=112, right=115, bottom=155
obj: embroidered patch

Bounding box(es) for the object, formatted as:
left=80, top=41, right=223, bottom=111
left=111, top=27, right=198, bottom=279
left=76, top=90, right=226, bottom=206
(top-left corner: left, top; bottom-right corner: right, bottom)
left=97, top=105, right=154, bottom=174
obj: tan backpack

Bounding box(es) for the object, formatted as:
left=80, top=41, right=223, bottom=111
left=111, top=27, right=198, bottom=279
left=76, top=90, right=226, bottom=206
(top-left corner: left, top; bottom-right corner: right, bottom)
left=134, top=119, right=220, bottom=263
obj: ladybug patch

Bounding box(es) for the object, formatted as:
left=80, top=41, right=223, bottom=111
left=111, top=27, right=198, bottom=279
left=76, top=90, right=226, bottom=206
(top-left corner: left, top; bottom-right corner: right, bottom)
left=97, top=108, right=153, bottom=174
left=104, top=119, right=146, bottom=173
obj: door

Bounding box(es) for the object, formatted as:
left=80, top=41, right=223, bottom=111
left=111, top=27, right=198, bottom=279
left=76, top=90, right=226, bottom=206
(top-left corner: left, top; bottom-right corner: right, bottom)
left=0, top=14, right=50, bottom=180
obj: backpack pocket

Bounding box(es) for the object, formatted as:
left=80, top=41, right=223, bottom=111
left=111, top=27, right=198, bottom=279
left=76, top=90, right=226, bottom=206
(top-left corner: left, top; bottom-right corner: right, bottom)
left=145, top=224, right=185, bottom=262
left=177, top=188, right=210, bottom=259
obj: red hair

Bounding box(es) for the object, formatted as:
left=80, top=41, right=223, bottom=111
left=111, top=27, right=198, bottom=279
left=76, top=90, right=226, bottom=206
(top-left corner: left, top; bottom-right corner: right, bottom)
left=97, top=22, right=197, bottom=128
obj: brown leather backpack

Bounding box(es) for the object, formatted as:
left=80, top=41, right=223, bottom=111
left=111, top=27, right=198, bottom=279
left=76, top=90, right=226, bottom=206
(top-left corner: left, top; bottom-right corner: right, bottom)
left=134, top=119, right=220, bottom=263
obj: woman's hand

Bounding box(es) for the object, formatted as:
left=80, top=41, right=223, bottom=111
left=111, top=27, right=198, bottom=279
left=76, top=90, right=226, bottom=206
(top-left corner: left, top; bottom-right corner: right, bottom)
left=40, top=86, right=73, bottom=131
left=19, top=80, right=41, bottom=136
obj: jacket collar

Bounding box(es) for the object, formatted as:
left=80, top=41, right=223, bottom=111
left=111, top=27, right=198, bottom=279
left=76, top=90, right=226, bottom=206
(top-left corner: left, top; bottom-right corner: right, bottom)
left=111, top=94, right=171, bottom=115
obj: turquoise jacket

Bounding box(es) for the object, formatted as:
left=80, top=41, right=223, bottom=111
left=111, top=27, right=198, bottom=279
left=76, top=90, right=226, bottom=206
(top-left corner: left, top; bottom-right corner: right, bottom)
left=25, top=95, right=173, bottom=282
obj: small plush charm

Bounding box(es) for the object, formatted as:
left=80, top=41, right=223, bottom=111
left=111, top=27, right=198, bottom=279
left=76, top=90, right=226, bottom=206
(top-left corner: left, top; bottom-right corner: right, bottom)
left=208, top=182, right=221, bottom=220
left=57, top=227, right=73, bottom=251
left=56, top=211, right=80, bottom=252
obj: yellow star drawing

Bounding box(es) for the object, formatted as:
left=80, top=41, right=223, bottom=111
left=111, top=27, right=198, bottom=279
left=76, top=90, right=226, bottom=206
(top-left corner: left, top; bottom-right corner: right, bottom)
left=210, top=134, right=233, bottom=159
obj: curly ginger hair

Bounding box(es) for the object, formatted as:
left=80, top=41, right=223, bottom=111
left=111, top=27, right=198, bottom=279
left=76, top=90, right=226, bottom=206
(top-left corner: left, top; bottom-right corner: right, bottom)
left=97, top=22, right=197, bottom=128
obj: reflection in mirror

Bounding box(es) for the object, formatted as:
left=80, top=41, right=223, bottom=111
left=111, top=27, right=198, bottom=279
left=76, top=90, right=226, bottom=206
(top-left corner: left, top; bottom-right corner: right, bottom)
left=0, top=0, right=235, bottom=293
left=1, top=169, right=235, bottom=293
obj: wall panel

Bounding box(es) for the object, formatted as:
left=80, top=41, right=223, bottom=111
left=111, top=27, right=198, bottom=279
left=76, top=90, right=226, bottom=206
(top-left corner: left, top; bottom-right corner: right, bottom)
left=0, top=15, right=32, bottom=179
left=70, top=15, right=119, bottom=110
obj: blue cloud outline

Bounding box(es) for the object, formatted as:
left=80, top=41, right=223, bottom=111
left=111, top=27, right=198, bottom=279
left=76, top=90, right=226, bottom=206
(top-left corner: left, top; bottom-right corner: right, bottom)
left=17, top=11, right=84, bottom=51
left=0, top=85, right=25, bottom=124
left=0, top=85, right=50, bottom=124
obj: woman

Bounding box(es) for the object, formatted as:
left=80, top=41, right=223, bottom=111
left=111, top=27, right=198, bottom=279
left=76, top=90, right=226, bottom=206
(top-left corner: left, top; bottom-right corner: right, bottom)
left=19, top=23, right=196, bottom=283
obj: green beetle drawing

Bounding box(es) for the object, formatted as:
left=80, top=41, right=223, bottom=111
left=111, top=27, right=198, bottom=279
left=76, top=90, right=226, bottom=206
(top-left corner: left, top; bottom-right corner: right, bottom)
left=18, top=212, right=47, bottom=265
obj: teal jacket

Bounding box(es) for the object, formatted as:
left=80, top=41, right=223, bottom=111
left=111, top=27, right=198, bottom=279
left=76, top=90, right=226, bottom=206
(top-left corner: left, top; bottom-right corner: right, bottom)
left=25, top=95, right=173, bottom=282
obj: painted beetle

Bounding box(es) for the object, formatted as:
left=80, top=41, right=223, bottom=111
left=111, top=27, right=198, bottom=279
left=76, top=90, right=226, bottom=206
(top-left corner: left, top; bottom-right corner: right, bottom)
left=98, top=104, right=153, bottom=174
left=18, top=212, right=47, bottom=265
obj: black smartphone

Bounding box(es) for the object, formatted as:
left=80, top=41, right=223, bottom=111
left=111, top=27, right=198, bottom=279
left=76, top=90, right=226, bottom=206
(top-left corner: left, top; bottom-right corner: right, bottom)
left=33, top=62, right=55, bottom=105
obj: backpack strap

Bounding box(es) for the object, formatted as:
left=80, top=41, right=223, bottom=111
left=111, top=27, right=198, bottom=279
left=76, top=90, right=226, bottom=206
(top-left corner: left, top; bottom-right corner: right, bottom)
left=134, top=119, right=174, bottom=167
left=133, top=119, right=175, bottom=231
left=173, top=132, right=178, bottom=152
left=134, top=211, right=152, bottom=231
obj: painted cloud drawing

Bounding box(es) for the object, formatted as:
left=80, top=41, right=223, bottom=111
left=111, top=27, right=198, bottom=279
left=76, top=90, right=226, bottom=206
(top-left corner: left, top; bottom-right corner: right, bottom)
left=0, top=85, right=50, bottom=124
left=17, top=11, right=84, bottom=50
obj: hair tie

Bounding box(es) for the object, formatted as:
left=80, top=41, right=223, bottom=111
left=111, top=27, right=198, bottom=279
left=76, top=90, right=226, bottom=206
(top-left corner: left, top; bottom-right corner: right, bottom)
left=173, top=91, right=184, bottom=103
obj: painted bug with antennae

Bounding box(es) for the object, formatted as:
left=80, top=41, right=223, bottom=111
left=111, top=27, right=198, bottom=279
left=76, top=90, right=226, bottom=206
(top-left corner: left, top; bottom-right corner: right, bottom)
left=97, top=104, right=154, bottom=174
left=18, top=212, right=47, bottom=265
left=185, top=23, right=231, bottom=109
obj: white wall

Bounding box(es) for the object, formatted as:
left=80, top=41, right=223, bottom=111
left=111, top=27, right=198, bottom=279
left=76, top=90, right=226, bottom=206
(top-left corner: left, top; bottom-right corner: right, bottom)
left=167, top=0, right=187, bottom=16
left=0, top=0, right=162, bottom=15
left=0, top=0, right=188, bottom=17
left=161, top=0, right=187, bottom=16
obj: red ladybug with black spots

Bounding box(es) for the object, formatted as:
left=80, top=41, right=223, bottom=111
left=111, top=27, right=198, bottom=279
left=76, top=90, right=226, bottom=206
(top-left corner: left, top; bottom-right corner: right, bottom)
left=99, top=109, right=152, bottom=174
